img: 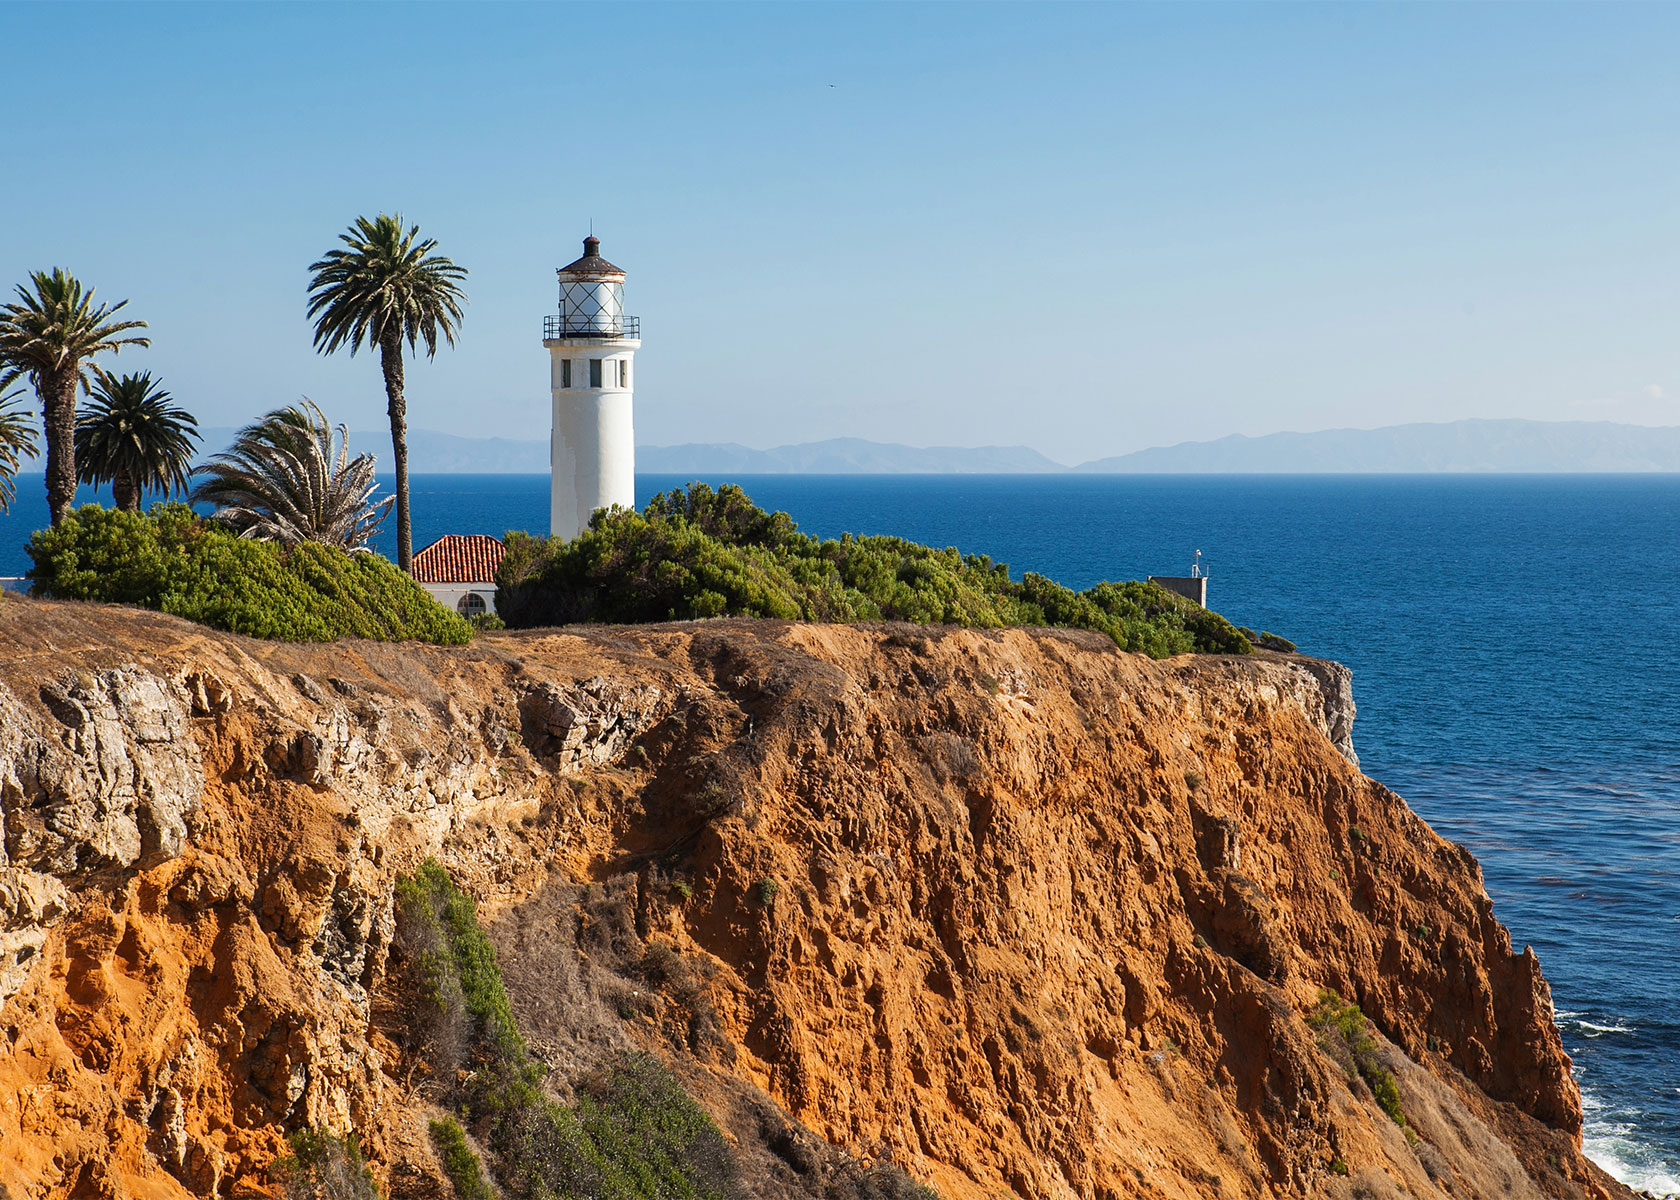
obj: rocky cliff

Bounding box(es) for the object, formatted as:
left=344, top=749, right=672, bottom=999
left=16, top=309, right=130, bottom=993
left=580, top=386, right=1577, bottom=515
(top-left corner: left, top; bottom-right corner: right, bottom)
left=0, top=598, right=1632, bottom=1200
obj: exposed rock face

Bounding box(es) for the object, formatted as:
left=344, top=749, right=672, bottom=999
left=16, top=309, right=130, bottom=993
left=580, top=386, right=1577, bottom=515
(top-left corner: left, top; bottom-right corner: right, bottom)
left=518, top=674, right=666, bottom=769
left=0, top=667, right=204, bottom=1013
left=1277, top=654, right=1359, bottom=768
left=0, top=601, right=1626, bottom=1200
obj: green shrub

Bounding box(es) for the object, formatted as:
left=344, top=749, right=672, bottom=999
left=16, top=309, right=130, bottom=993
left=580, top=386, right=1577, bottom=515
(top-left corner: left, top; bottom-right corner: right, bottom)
left=395, top=861, right=527, bottom=1069
left=25, top=503, right=471, bottom=645
left=1307, top=991, right=1409, bottom=1131
left=494, top=484, right=1253, bottom=659
left=572, top=1054, right=737, bottom=1200
left=1239, top=627, right=1298, bottom=653
left=1370, top=1069, right=1406, bottom=1127
left=394, top=861, right=737, bottom=1200
left=469, top=611, right=506, bottom=632
left=271, top=1129, right=381, bottom=1199
left=753, top=877, right=780, bottom=908
left=429, top=1117, right=494, bottom=1200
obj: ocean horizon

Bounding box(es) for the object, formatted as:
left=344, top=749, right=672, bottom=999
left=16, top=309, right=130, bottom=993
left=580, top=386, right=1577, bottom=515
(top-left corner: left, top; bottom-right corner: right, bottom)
left=2, top=471, right=1676, bottom=1194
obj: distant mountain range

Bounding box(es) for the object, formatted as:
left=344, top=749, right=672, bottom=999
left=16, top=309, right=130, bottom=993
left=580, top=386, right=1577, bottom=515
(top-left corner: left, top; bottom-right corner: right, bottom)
left=174, top=418, right=1680, bottom=474
left=1075, top=419, right=1680, bottom=473
left=187, top=431, right=1065, bottom=474
left=636, top=437, right=1065, bottom=474
left=192, top=427, right=554, bottom=473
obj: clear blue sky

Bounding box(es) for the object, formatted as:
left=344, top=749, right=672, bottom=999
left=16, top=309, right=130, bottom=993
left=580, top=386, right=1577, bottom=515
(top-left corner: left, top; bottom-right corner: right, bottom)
left=4, top=1, right=1679, bottom=465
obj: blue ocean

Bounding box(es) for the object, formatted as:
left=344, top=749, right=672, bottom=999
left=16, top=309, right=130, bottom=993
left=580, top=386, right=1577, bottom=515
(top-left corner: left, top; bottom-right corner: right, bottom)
left=3, top=472, right=1677, bottom=1194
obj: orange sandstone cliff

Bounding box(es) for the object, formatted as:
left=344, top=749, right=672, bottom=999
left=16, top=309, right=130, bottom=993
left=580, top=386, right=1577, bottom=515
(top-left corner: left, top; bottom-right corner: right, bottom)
left=0, top=599, right=1634, bottom=1200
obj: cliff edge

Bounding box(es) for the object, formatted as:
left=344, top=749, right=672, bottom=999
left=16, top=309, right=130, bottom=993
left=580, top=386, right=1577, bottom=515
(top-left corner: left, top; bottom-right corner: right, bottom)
left=0, top=598, right=1630, bottom=1200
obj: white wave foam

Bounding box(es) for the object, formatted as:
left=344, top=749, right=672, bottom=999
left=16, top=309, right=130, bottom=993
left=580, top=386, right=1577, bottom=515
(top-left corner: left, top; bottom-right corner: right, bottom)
left=1577, top=1019, right=1636, bottom=1035
left=1583, top=1095, right=1680, bottom=1199
left=1585, top=1136, right=1680, bottom=1189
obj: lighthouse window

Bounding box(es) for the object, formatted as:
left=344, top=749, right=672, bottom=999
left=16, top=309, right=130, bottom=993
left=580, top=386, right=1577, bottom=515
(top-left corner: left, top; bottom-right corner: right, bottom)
left=560, top=359, right=572, bottom=388
left=617, top=359, right=628, bottom=388
left=589, top=359, right=603, bottom=388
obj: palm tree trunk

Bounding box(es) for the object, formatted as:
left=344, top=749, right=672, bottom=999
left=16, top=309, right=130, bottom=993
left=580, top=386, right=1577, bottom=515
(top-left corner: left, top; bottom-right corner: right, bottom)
left=41, top=369, right=79, bottom=526
left=379, top=328, right=412, bottom=572
left=113, top=470, right=139, bottom=512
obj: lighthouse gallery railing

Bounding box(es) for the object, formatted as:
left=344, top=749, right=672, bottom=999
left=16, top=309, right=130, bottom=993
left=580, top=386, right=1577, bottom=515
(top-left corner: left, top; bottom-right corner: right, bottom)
left=543, top=314, right=640, bottom=339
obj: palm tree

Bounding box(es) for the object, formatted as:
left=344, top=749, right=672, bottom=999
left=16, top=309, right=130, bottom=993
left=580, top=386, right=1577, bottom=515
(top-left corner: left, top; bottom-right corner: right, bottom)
left=0, top=269, right=149, bottom=525
left=75, top=372, right=200, bottom=512
left=307, top=214, right=467, bottom=573
left=0, top=389, right=39, bottom=515
left=190, top=399, right=393, bottom=551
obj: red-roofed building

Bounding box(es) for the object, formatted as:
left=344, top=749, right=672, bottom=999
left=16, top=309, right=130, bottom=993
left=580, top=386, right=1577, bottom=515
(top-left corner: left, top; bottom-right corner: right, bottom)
left=412, top=534, right=505, bottom=617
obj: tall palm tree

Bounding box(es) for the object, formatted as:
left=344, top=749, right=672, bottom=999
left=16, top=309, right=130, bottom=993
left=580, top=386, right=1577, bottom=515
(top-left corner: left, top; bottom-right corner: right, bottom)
left=190, top=399, right=393, bottom=551
left=75, top=372, right=200, bottom=512
left=0, top=268, right=149, bottom=525
left=307, top=214, right=467, bottom=573
left=0, top=388, right=39, bottom=515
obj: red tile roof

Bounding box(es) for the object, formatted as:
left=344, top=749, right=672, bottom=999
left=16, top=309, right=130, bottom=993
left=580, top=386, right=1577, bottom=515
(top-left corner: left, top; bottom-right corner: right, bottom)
left=411, top=534, right=505, bottom=584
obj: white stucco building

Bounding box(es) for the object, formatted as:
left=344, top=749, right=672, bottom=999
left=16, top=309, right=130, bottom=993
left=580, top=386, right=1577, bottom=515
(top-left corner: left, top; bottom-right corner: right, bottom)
left=543, top=236, right=639, bottom=540
left=412, top=534, right=504, bottom=617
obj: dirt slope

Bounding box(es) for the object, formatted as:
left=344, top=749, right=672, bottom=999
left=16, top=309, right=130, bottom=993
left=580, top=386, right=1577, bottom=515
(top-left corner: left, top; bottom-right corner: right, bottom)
left=0, top=598, right=1633, bottom=1200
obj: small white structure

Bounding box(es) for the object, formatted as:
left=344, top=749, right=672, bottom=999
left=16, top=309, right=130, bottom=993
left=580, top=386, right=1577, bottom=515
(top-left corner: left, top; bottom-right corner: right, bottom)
left=412, top=534, right=504, bottom=617
left=1149, top=551, right=1208, bottom=607
left=543, top=236, right=640, bottom=539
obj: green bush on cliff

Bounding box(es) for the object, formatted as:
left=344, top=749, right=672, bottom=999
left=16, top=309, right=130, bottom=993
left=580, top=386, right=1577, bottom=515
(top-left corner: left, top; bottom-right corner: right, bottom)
left=1308, top=991, right=1410, bottom=1131
left=429, top=1117, right=495, bottom=1200
left=394, top=860, right=737, bottom=1200
left=395, top=860, right=529, bottom=1073
left=271, top=1129, right=381, bottom=1199
left=1238, top=626, right=1297, bottom=653
left=24, top=503, right=471, bottom=645
left=494, top=483, right=1251, bottom=658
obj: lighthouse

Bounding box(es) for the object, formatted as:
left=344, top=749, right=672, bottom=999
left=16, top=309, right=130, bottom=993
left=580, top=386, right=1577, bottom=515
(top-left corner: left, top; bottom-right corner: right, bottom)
left=543, top=236, right=640, bottom=539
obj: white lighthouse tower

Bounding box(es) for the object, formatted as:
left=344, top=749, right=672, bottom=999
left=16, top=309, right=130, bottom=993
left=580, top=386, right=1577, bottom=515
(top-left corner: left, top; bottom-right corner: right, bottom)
left=543, top=236, right=640, bottom=539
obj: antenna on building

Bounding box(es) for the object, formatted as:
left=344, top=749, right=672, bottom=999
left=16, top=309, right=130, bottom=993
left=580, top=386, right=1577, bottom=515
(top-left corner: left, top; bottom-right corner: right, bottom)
left=1191, top=549, right=1205, bottom=579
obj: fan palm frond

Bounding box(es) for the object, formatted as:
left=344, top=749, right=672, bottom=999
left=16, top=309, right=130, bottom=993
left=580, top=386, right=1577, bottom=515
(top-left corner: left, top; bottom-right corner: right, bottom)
left=75, top=372, right=200, bottom=511
left=0, top=388, right=39, bottom=515
left=190, top=399, right=393, bottom=551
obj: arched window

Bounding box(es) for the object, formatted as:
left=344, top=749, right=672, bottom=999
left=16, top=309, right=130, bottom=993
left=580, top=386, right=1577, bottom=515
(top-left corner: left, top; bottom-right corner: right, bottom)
left=458, top=593, right=488, bottom=617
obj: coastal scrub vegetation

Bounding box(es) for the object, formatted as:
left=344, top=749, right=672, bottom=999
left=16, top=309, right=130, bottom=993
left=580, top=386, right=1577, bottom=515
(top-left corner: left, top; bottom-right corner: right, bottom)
left=429, top=1117, right=496, bottom=1200
left=495, top=483, right=1253, bottom=658
left=271, top=1129, right=381, bottom=1200
left=393, top=860, right=738, bottom=1200
left=25, top=503, right=471, bottom=644
left=1308, top=991, right=1411, bottom=1133
left=1238, top=626, right=1297, bottom=653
